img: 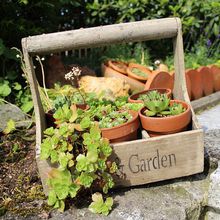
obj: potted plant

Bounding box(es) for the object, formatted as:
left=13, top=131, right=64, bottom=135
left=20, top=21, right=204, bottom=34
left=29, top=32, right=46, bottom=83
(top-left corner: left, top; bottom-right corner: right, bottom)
left=85, top=104, right=140, bottom=143
left=138, top=91, right=191, bottom=137
left=126, top=63, right=152, bottom=82
left=40, top=103, right=118, bottom=215
left=128, top=88, right=172, bottom=104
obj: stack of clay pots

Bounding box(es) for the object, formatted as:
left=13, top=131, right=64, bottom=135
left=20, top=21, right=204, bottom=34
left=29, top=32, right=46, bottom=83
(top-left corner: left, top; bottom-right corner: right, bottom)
left=185, top=65, right=220, bottom=101
left=102, top=60, right=174, bottom=92
left=102, top=60, right=220, bottom=101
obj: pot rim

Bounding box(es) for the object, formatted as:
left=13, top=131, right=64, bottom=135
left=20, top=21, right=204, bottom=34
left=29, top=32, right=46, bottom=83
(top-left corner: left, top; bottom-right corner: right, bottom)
left=139, top=99, right=191, bottom=120
left=107, top=60, right=128, bottom=74
left=129, top=88, right=172, bottom=103
left=126, top=66, right=151, bottom=81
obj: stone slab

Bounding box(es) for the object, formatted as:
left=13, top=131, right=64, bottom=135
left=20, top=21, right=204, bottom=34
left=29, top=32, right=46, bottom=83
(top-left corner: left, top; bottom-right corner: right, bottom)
left=0, top=103, right=31, bottom=132
left=205, top=211, right=220, bottom=220
left=208, top=162, right=220, bottom=210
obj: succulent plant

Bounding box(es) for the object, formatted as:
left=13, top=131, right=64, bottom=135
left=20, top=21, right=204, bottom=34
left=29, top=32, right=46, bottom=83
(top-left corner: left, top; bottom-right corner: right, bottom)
left=143, top=91, right=170, bottom=116
left=168, top=102, right=186, bottom=116
left=142, top=91, right=185, bottom=117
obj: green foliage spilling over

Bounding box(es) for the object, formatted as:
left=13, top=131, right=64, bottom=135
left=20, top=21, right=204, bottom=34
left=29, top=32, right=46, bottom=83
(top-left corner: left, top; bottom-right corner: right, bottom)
left=40, top=103, right=118, bottom=214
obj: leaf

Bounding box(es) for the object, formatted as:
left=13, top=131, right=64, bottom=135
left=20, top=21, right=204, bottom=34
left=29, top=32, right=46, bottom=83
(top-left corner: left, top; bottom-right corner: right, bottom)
left=54, top=184, right=69, bottom=200
left=40, top=138, right=52, bottom=159
left=90, top=124, right=101, bottom=140
left=69, top=104, right=77, bottom=122
left=48, top=190, right=57, bottom=206
left=58, top=152, right=73, bottom=170
left=13, top=82, right=22, bottom=90
left=99, top=139, right=112, bottom=157
left=87, top=150, right=98, bottom=163
left=3, top=119, right=15, bottom=134
left=80, top=116, right=91, bottom=129
left=0, top=82, right=11, bottom=97
left=78, top=172, right=94, bottom=188
left=68, top=159, right=74, bottom=167
left=50, top=150, right=59, bottom=163
left=76, top=154, right=88, bottom=172
left=89, top=193, right=113, bottom=215
left=58, top=200, right=65, bottom=212
left=69, top=184, right=80, bottom=198
left=20, top=101, right=33, bottom=113
left=44, top=127, right=54, bottom=136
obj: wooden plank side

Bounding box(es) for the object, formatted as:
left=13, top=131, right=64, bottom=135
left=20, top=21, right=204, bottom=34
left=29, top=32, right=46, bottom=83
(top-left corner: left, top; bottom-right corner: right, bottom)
left=172, top=18, right=200, bottom=130
left=24, top=18, right=178, bottom=55
left=111, top=129, right=204, bottom=186
left=191, top=91, right=220, bottom=112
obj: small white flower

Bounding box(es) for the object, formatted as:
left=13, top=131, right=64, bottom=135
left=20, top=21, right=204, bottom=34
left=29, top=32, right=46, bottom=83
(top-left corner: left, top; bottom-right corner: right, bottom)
left=16, top=54, right=20, bottom=58
left=41, top=57, right=45, bottom=61
left=65, top=67, right=81, bottom=81
left=154, top=60, right=161, bottom=66
left=64, top=71, right=74, bottom=81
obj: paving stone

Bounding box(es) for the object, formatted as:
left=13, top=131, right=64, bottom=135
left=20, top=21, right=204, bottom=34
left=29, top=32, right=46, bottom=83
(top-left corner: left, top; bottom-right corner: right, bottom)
left=208, top=162, right=220, bottom=210
left=0, top=103, right=31, bottom=131
left=204, top=211, right=220, bottom=220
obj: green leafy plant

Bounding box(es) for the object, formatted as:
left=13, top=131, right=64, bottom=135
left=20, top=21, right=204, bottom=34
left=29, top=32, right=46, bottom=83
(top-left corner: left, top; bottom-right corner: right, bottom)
left=84, top=104, right=133, bottom=129
left=131, top=68, right=148, bottom=78
left=40, top=104, right=118, bottom=214
left=141, top=91, right=185, bottom=117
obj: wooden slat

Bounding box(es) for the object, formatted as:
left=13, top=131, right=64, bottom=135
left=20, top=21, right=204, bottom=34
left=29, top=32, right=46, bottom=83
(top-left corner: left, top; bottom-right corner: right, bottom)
left=22, top=18, right=178, bottom=55
left=112, top=129, right=204, bottom=186
left=172, top=18, right=200, bottom=130
left=191, top=91, right=220, bottom=112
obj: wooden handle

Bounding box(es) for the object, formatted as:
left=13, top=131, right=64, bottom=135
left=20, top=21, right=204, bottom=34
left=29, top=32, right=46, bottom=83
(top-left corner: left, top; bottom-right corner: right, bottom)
left=22, top=18, right=178, bottom=55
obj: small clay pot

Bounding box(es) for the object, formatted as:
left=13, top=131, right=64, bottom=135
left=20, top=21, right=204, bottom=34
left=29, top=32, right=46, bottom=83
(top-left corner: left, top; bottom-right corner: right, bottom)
left=209, top=65, right=220, bottom=92
left=128, top=88, right=172, bottom=104
left=139, top=100, right=191, bottom=137
left=185, top=69, right=203, bottom=100
left=101, top=110, right=140, bottom=143
left=197, top=66, right=214, bottom=96
left=145, top=71, right=174, bottom=91
left=127, top=63, right=152, bottom=82
left=107, top=60, right=128, bottom=75
left=101, top=62, right=145, bottom=91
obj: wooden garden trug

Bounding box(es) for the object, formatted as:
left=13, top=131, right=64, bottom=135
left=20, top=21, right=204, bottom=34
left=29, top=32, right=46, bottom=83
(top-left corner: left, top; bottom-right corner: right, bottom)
left=21, top=17, right=204, bottom=193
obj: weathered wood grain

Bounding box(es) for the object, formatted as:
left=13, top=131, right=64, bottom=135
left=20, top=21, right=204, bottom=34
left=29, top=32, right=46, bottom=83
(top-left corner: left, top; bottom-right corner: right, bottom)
left=23, top=18, right=178, bottom=55
left=191, top=91, right=220, bottom=112
left=112, top=129, right=204, bottom=186
left=172, top=18, right=200, bottom=130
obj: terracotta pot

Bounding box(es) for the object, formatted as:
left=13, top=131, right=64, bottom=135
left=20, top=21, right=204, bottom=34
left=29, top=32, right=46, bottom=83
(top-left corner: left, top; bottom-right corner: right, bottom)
left=145, top=71, right=174, bottom=91
left=139, top=100, right=191, bottom=137
left=197, top=66, right=214, bottom=96
left=101, top=111, right=140, bottom=143
left=185, top=73, right=192, bottom=100
left=107, top=60, right=128, bottom=75
left=209, top=65, right=220, bottom=92
left=126, top=63, right=152, bottom=82
left=185, top=69, right=203, bottom=100
left=101, top=63, right=145, bottom=91
left=128, top=88, right=172, bottom=104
